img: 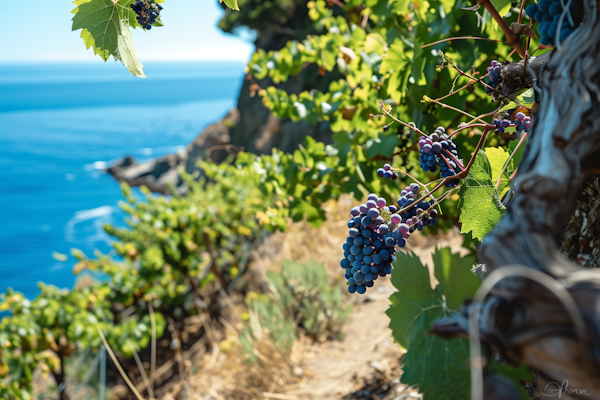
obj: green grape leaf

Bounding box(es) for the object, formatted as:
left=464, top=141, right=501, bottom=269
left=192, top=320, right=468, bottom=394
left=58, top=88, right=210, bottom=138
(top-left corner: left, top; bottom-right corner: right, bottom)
left=491, top=0, right=513, bottom=17
left=72, top=0, right=146, bottom=78
left=364, top=132, right=401, bottom=159
left=380, top=39, right=411, bottom=103
left=483, top=146, right=510, bottom=194
left=458, top=151, right=506, bottom=240
left=219, top=0, right=240, bottom=10
left=432, top=247, right=481, bottom=310
left=387, top=250, right=473, bottom=400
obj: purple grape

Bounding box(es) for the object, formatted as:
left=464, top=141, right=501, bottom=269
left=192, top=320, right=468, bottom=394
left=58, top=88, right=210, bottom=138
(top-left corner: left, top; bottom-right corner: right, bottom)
left=351, top=207, right=360, bottom=216
left=390, top=214, right=401, bottom=225
left=366, top=200, right=377, bottom=209
left=383, top=163, right=391, bottom=171
left=367, top=208, right=380, bottom=219
left=377, top=197, right=386, bottom=207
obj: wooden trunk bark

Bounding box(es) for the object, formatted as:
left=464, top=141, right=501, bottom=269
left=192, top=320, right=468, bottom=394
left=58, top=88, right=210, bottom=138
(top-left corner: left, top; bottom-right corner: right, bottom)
left=430, top=2, right=600, bottom=399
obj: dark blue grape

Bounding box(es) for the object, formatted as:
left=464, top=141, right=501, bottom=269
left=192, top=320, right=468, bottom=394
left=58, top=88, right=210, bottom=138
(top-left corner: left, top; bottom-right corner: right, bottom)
left=356, top=285, right=367, bottom=294
left=348, top=285, right=357, bottom=293
left=526, top=3, right=539, bottom=18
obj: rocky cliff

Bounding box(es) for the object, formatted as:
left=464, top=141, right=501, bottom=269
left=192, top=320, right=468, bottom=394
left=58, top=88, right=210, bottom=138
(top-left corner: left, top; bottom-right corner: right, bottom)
left=108, top=0, right=339, bottom=194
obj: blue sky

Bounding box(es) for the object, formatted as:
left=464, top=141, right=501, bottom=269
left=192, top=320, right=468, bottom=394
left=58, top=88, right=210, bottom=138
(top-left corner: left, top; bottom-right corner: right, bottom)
left=0, top=1, right=255, bottom=62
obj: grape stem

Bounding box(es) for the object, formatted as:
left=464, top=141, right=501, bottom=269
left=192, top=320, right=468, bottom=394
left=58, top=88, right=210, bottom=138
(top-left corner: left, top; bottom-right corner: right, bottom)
left=427, top=186, right=459, bottom=212
left=495, top=132, right=528, bottom=189
left=448, top=123, right=488, bottom=139
left=441, top=53, right=532, bottom=111
left=389, top=167, right=428, bottom=189
left=440, top=151, right=466, bottom=173
left=397, top=126, right=492, bottom=215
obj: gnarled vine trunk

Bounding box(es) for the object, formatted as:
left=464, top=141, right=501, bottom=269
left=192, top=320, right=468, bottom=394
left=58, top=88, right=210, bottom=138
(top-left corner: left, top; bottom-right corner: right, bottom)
left=431, top=2, right=600, bottom=399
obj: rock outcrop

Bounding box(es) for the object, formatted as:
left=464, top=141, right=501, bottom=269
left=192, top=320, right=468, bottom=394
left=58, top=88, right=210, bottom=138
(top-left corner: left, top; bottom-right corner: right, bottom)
left=108, top=66, right=336, bottom=194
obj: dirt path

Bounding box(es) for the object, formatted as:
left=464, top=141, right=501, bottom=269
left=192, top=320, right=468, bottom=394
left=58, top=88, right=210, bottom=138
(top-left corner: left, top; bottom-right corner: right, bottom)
left=281, top=229, right=466, bottom=400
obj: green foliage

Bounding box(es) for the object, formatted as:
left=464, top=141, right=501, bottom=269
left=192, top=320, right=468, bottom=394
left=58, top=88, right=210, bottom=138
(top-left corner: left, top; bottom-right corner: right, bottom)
left=0, top=158, right=288, bottom=395
left=387, top=248, right=480, bottom=400
left=0, top=285, right=112, bottom=399
left=219, top=0, right=240, bottom=11
left=458, top=150, right=507, bottom=240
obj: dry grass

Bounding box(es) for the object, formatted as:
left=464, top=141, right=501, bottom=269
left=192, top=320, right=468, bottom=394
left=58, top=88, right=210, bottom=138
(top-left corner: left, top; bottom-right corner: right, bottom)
left=255, top=196, right=356, bottom=277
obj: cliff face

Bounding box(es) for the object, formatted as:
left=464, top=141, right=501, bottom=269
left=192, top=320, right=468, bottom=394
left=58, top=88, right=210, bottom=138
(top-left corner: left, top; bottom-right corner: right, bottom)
left=109, top=0, right=337, bottom=193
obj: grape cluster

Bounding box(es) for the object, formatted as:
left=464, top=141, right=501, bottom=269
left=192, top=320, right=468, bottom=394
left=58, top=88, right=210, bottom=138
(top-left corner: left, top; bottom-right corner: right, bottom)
left=493, top=112, right=531, bottom=134
left=376, top=163, right=399, bottom=180
left=341, top=194, right=404, bottom=294
left=486, top=60, right=503, bottom=101
left=418, top=127, right=462, bottom=187
left=341, top=186, right=439, bottom=294
left=492, top=117, right=512, bottom=133
left=131, top=0, right=162, bottom=30
left=526, top=0, right=583, bottom=46
left=514, top=112, right=531, bottom=133
left=396, top=183, right=438, bottom=231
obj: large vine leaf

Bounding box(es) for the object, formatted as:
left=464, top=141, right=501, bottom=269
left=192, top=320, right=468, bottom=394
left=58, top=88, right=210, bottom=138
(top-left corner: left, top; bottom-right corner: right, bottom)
left=458, top=151, right=506, bottom=240
left=484, top=146, right=510, bottom=194
left=72, top=0, right=146, bottom=77
left=387, top=248, right=480, bottom=400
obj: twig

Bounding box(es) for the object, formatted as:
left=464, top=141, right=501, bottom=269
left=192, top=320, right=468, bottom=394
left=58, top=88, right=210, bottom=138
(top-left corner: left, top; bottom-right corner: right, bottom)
left=517, top=0, right=526, bottom=24
left=495, top=132, right=527, bottom=189
left=388, top=167, right=428, bottom=189
left=421, top=36, right=508, bottom=48
left=378, top=101, right=429, bottom=138
left=448, top=123, right=488, bottom=138
left=167, top=318, right=187, bottom=380
left=129, top=345, right=153, bottom=399
left=95, top=324, right=146, bottom=400
left=477, top=0, right=526, bottom=57
left=148, top=303, right=157, bottom=399
left=361, top=8, right=370, bottom=28
left=440, top=151, right=465, bottom=173
left=423, top=96, right=483, bottom=122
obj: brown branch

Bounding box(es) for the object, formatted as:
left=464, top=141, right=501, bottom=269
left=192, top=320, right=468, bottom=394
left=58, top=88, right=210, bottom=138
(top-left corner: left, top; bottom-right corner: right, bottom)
left=477, top=0, right=526, bottom=58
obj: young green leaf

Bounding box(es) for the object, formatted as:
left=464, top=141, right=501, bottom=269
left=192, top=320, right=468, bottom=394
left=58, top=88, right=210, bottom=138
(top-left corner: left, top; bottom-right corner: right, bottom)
left=458, top=151, right=506, bottom=240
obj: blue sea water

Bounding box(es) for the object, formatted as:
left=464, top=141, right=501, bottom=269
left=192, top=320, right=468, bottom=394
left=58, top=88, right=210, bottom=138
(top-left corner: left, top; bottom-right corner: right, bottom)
left=0, top=61, right=245, bottom=299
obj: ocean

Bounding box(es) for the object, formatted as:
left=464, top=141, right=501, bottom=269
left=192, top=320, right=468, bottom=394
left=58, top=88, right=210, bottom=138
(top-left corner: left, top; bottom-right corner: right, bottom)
left=0, top=61, right=245, bottom=300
